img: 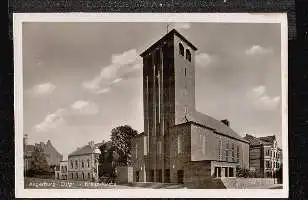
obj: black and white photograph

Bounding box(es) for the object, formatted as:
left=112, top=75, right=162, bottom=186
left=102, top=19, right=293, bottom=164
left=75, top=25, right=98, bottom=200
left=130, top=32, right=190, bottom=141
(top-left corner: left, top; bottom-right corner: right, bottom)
left=14, top=13, right=288, bottom=198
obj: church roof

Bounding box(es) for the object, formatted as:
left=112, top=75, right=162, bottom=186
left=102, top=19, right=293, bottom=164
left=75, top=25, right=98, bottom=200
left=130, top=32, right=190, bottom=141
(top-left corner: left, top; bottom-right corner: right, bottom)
left=140, top=29, right=198, bottom=57
left=68, top=142, right=103, bottom=157
left=185, top=111, right=249, bottom=143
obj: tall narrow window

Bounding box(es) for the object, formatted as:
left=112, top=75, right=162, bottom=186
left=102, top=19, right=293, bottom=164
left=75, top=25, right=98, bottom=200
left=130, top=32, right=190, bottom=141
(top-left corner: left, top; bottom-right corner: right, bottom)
left=202, top=135, right=206, bottom=154
left=144, top=136, right=148, bottom=156
left=71, top=161, right=73, bottom=169
left=184, top=106, right=188, bottom=114
left=157, top=71, right=161, bottom=123
left=218, top=140, right=222, bottom=161
left=236, top=145, right=240, bottom=163
left=177, top=134, right=182, bottom=154
left=87, top=159, right=90, bottom=168
left=179, top=43, right=184, bottom=56
left=75, top=160, right=78, bottom=169
left=184, top=68, right=187, bottom=76
left=231, top=143, right=235, bottom=162
left=186, top=49, right=191, bottom=62
left=135, top=144, right=138, bottom=159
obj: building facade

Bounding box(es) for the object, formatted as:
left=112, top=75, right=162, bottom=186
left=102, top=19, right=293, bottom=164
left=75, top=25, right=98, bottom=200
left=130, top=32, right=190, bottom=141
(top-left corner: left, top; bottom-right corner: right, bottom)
left=55, top=161, right=68, bottom=180
left=131, top=29, right=250, bottom=186
left=243, top=134, right=282, bottom=178
left=24, top=134, right=63, bottom=172
left=68, top=141, right=101, bottom=181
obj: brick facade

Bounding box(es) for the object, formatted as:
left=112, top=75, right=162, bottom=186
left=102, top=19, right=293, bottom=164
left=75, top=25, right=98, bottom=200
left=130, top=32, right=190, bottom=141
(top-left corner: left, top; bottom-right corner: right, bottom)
left=132, top=29, right=250, bottom=187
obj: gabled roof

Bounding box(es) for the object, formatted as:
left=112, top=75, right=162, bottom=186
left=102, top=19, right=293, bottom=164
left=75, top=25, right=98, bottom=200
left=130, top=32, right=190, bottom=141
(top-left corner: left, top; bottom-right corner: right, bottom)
left=243, top=134, right=276, bottom=146
left=259, top=135, right=276, bottom=143
left=185, top=111, right=248, bottom=143
left=140, top=29, right=198, bottom=57
left=68, top=142, right=103, bottom=157
left=243, top=134, right=263, bottom=146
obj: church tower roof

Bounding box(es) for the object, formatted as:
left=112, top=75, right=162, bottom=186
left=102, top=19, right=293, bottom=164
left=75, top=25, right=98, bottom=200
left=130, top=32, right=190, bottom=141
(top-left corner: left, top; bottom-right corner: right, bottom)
left=140, top=29, right=198, bottom=57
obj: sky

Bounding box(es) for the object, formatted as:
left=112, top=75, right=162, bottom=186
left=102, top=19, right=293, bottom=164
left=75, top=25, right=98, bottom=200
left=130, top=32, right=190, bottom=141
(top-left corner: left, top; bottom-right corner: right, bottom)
left=23, top=22, right=282, bottom=159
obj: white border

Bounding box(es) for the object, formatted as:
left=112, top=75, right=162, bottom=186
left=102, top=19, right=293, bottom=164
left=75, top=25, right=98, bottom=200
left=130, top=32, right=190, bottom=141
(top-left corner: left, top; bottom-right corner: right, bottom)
left=14, top=13, right=288, bottom=198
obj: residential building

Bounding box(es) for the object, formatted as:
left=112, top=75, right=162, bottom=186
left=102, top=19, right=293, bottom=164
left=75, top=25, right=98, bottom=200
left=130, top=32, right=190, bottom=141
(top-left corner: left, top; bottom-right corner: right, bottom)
left=55, top=161, right=68, bottom=180
left=131, top=29, right=250, bottom=186
left=243, top=134, right=282, bottom=177
left=68, top=141, right=102, bottom=182
left=24, top=134, right=63, bottom=171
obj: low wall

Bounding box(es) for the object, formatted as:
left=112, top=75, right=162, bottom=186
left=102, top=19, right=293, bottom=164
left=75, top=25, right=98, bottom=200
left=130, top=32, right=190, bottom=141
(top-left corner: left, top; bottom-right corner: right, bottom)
left=115, top=166, right=133, bottom=184
left=221, top=178, right=278, bottom=189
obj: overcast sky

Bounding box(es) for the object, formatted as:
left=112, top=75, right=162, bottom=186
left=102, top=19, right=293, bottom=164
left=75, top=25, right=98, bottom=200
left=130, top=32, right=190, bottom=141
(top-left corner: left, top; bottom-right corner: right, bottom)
left=23, top=22, right=282, bottom=159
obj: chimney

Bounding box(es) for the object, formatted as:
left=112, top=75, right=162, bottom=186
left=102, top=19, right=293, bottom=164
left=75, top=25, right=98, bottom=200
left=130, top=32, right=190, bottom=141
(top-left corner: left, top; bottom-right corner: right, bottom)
left=221, top=119, right=230, bottom=127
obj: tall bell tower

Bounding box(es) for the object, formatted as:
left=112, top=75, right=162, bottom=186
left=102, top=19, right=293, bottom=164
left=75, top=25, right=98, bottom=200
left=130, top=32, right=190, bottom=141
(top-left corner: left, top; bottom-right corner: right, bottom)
left=140, top=29, right=198, bottom=182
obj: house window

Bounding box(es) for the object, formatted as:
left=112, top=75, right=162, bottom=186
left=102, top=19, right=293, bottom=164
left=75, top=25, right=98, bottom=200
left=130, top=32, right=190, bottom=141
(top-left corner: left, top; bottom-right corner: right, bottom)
left=70, top=161, right=73, bottom=169
left=87, top=159, right=90, bottom=168
left=266, top=161, right=270, bottom=168
left=266, top=149, right=270, bottom=156
left=179, top=43, right=184, bottom=56
left=184, top=68, right=187, bottom=76
left=177, top=134, right=183, bottom=154
left=186, top=49, right=191, bottom=62
left=82, top=160, right=84, bottom=168
left=76, top=173, right=78, bottom=179
left=75, top=160, right=78, bottom=169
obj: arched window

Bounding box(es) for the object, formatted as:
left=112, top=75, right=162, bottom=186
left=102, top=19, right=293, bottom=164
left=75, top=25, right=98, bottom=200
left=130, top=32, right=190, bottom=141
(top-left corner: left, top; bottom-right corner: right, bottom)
left=179, top=43, right=184, bottom=56
left=186, top=49, right=191, bottom=62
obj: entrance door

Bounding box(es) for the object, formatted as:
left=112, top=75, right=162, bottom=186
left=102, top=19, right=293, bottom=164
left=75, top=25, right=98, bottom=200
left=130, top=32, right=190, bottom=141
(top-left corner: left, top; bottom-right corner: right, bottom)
left=164, top=169, right=170, bottom=183
left=157, top=169, right=162, bottom=182
left=177, top=170, right=184, bottom=184
left=136, top=171, right=140, bottom=182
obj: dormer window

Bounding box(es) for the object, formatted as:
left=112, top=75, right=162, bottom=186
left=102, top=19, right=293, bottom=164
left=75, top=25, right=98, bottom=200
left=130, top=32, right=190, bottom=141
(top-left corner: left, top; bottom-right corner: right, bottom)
left=179, top=43, right=184, bottom=56
left=186, top=49, right=191, bottom=62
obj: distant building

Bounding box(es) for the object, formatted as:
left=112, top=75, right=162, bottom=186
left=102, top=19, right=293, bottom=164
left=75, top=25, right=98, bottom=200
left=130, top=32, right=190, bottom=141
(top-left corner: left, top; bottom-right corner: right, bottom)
left=131, top=29, right=250, bottom=187
left=243, top=134, right=282, bottom=177
left=24, top=134, right=63, bottom=171
left=68, top=141, right=102, bottom=182
left=55, top=161, right=68, bottom=180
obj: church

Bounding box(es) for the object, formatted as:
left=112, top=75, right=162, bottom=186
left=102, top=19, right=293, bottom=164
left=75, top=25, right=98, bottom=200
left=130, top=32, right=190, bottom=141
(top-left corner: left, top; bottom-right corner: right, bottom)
left=131, top=29, right=250, bottom=187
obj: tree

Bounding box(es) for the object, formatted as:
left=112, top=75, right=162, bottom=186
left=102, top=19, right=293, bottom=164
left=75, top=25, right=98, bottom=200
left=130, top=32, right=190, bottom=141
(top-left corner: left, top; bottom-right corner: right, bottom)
left=29, top=146, right=50, bottom=175
left=25, top=146, right=50, bottom=177
left=276, top=164, right=283, bottom=184
left=110, top=125, right=137, bottom=166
